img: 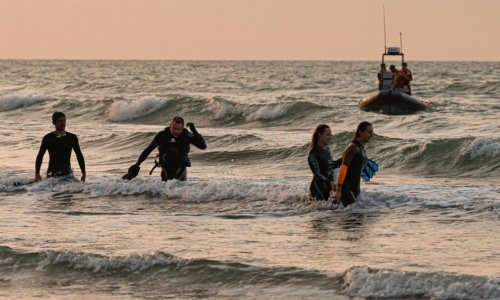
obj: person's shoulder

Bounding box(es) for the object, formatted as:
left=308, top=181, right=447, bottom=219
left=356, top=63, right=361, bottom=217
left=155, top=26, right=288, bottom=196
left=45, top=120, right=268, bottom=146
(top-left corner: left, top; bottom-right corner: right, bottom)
left=43, top=132, right=54, bottom=138
left=347, top=142, right=360, bottom=152
left=65, top=132, right=78, bottom=139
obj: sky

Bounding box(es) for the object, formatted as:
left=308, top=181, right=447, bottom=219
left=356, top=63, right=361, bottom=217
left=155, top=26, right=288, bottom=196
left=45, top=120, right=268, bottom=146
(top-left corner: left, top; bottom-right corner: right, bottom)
left=1, top=0, right=499, bottom=61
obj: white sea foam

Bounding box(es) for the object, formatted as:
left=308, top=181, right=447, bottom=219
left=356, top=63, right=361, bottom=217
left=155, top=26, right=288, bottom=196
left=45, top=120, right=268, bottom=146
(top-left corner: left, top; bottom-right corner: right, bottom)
left=86, top=177, right=308, bottom=203
left=208, top=97, right=241, bottom=120
left=0, top=95, right=51, bottom=111
left=108, top=97, right=169, bottom=121
left=343, top=266, right=500, bottom=299
left=37, top=250, right=184, bottom=273
left=246, top=105, right=288, bottom=121
left=461, top=137, right=500, bottom=159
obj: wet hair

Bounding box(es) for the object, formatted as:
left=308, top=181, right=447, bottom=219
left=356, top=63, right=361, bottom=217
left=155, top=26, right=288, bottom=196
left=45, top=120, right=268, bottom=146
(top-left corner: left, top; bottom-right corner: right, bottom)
left=309, top=124, right=330, bottom=154
left=52, top=111, right=66, bottom=123
left=353, top=121, right=372, bottom=141
left=171, top=116, right=184, bottom=126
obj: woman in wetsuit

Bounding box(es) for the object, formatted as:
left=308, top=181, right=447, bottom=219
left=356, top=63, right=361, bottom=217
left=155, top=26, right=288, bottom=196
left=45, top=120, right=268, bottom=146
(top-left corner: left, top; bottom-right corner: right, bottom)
left=334, top=121, right=373, bottom=207
left=307, top=124, right=336, bottom=200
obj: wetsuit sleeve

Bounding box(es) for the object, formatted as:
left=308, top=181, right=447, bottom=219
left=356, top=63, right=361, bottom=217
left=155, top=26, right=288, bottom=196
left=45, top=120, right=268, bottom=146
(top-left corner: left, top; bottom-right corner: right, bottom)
left=72, top=135, right=86, bottom=174
left=337, top=143, right=359, bottom=186
left=308, top=152, right=331, bottom=185
left=136, top=132, right=160, bottom=166
left=188, top=130, right=207, bottom=150
left=35, top=135, right=48, bottom=175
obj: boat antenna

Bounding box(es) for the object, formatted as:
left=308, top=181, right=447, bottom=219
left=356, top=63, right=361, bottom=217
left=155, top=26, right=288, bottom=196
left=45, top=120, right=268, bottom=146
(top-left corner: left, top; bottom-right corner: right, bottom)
left=383, top=5, right=387, bottom=54
left=400, top=32, right=403, bottom=54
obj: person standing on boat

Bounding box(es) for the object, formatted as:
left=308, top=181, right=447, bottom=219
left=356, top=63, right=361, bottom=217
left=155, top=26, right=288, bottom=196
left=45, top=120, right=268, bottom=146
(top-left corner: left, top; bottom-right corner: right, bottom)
left=401, top=62, right=413, bottom=95
left=333, top=121, right=373, bottom=207
left=377, top=63, right=387, bottom=91
left=307, top=124, right=337, bottom=200
left=389, top=65, right=405, bottom=91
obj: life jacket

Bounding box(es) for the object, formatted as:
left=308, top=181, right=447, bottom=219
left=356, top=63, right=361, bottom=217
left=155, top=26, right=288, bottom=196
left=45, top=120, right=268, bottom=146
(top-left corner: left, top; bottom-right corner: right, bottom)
left=392, top=69, right=406, bottom=88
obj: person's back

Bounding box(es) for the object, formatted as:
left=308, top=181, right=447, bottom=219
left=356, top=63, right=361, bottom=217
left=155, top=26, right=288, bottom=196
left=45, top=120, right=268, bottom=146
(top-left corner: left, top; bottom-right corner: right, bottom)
left=390, top=65, right=405, bottom=90
left=401, top=63, right=413, bottom=94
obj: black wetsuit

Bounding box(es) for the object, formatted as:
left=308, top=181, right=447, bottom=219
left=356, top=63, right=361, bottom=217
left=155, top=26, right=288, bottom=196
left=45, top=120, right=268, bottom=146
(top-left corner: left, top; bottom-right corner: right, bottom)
left=35, top=132, right=86, bottom=177
left=308, top=144, right=335, bottom=200
left=340, top=140, right=367, bottom=206
left=137, top=127, right=206, bottom=181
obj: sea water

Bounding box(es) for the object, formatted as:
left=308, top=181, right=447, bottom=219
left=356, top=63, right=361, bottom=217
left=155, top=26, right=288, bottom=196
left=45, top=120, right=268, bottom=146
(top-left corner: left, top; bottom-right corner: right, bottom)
left=0, top=60, right=499, bottom=299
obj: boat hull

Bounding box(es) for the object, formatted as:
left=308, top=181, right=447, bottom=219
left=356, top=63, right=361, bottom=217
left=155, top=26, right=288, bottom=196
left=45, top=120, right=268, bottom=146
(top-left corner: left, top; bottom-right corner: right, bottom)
left=359, top=90, right=427, bottom=115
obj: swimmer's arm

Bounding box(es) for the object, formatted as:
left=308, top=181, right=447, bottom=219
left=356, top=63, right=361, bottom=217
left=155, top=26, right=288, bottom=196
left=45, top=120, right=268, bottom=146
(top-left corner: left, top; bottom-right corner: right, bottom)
left=136, top=132, right=160, bottom=166
left=308, top=153, right=331, bottom=185
left=336, top=143, right=359, bottom=187
left=188, top=130, right=207, bottom=150
left=73, top=135, right=86, bottom=175
left=35, top=136, right=48, bottom=176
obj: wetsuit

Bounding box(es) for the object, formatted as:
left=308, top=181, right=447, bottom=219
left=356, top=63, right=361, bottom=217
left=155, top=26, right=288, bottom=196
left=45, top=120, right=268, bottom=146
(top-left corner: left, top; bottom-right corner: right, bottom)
left=35, top=132, right=86, bottom=177
left=337, top=140, right=367, bottom=206
left=308, top=144, right=335, bottom=200
left=137, top=127, right=206, bottom=181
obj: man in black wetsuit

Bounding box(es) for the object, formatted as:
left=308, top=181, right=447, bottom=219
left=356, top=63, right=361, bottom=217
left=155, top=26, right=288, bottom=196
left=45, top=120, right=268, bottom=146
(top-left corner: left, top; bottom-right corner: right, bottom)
left=333, top=121, right=373, bottom=207
left=308, top=124, right=338, bottom=200
left=127, top=116, right=206, bottom=181
left=35, top=112, right=86, bottom=182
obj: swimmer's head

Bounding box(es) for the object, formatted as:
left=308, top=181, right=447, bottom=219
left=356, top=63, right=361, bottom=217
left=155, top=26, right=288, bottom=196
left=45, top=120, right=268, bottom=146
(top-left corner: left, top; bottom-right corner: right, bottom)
left=310, top=124, right=332, bottom=151
left=52, top=111, right=66, bottom=131
left=170, top=116, right=185, bottom=137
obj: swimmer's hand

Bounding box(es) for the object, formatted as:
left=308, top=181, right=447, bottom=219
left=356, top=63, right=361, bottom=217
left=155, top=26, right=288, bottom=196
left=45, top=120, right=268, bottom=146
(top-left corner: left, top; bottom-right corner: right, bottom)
left=333, top=189, right=341, bottom=204
left=186, top=122, right=198, bottom=133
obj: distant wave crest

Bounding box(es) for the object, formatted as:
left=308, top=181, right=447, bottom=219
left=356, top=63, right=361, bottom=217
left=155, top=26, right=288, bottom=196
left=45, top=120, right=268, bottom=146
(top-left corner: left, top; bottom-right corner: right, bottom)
left=0, top=95, right=51, bottom=111
left=108, top=97, right=170, bottom=121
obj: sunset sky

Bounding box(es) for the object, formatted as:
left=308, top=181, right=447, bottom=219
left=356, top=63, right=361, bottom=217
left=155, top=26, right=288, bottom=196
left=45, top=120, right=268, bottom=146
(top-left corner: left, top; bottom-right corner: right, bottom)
left=1, top=0, right=499, bottom=61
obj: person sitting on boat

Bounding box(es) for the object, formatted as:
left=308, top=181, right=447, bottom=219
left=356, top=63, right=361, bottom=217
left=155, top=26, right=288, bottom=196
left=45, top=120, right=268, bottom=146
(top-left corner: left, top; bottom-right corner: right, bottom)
left=377, top=63, right=387, bottom=91
left=389, top=64, right=406, bottom=92
left=401, top=62, right=413, bottom=95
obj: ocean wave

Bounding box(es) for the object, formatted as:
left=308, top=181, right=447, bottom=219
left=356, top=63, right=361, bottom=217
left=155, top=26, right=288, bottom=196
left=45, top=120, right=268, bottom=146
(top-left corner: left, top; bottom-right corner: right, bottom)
left=0, top=246, right=332, bottom=288
left=374, top=136, right=500, bottom=177
left=2, top=246, right=497, bottom=299
left=246, top=105, right=289, bottom=121
left=0, top=95, right=52, bottom=112
left=107, top=97, right=170, bottom=121
left=343, top=266, right=500, bottom=300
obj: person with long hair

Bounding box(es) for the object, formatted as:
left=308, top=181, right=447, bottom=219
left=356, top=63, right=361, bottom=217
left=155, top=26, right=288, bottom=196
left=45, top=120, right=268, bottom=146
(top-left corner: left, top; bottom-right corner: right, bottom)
left=334, top=121, right=373, bottom=206
left=307, top=124, right=336, bottom=200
